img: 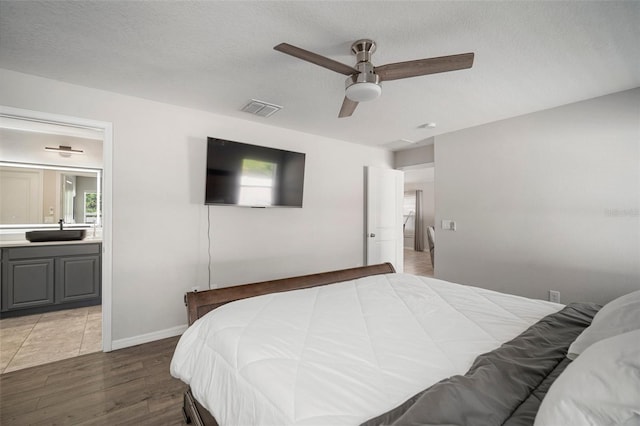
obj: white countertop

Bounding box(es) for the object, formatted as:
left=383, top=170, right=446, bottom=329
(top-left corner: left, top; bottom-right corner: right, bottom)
left=0, top=237, right=102, bottom=248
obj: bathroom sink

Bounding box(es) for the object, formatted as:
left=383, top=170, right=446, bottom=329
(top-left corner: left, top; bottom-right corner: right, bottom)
left=25, top=229, right=87, bottom=242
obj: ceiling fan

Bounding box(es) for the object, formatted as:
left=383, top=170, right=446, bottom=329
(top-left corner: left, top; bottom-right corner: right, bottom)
left=274, top=39, right=474, bottom=118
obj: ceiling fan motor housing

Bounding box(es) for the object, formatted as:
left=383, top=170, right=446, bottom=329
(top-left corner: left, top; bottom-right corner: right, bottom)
left=345, top=39, right=381, bottom=102
left=351, top=39, right=376, bottom=63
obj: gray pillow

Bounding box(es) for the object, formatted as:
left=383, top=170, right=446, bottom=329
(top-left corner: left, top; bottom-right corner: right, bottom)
left=567, top=289, right=640, bottom=359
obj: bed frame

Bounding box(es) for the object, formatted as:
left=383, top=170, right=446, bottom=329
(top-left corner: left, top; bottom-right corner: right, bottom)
left=181, top=262, right=396, bottom=425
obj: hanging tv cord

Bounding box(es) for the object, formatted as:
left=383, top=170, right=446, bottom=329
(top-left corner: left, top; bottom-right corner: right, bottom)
left=207, top=205, right=212, bottom=289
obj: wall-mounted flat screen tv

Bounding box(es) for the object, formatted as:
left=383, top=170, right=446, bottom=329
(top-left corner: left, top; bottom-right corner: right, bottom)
left=205, top=137, right=306, bottom=207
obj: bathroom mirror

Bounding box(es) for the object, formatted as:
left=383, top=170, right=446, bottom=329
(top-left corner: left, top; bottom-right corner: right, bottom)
left=0, top=116, right=104, bottom=231
left=0, top=162, right=102, bottom=229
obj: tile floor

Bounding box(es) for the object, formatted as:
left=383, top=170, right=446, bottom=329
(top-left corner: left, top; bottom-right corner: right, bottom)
left=0, top=305, right=102, bottom=374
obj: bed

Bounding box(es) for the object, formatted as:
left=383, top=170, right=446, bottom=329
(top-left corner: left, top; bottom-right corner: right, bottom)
left=170, top=263, right=640, bottom=426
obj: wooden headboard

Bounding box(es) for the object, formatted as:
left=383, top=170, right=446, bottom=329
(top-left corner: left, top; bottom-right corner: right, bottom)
left=184, top=262, right=396, bottom=325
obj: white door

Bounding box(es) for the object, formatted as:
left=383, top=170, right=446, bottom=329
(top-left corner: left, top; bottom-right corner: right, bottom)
left=365, top=166, right=404, bottom=272
left=0, top=167, right=43, bottom=224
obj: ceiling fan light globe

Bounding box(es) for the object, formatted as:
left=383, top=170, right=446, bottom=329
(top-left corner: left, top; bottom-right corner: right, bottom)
left=345, top=82, right=381, bottom=102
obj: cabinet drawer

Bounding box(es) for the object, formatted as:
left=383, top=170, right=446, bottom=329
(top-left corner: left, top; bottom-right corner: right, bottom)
left=6, top=243, right=101, bottom=260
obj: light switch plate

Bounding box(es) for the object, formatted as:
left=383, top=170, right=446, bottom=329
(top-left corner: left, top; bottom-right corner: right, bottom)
left=441, top=220, right=456, bottom=231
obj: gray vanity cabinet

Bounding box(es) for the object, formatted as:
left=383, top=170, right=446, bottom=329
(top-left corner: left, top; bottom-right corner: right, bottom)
left=5, top=258, right=55, bottom=310
left=55, top=255, right=100, bottom=303
left=1, top=243, right=101, bottom=315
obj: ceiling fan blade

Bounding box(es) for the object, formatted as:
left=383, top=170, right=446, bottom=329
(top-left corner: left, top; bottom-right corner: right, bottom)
left=339, top=97, right=359, bottom=118
left=375, top=52, right=474, bottom=82
left=274, top=43, right=360, bottom=76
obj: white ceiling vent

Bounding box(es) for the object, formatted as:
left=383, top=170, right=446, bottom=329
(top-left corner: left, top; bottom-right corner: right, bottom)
left=241, top=99, right=282, bottom=118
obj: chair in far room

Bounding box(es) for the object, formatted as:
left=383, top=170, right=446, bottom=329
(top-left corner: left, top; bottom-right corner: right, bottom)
left=427, top=226, right=435, bottom=267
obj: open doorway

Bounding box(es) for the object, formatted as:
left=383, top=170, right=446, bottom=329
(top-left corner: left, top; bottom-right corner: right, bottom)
left=402, top=165, right=435, bottom=276
left=0, top=107, right=112, bottom=373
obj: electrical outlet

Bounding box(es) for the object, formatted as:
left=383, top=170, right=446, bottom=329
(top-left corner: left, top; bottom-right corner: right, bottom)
left=549, top=290, right=561, bottom=303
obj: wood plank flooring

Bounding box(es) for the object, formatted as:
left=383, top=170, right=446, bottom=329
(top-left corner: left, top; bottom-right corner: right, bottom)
left=1, top=255, right=432, bottom=425
left=0, top=336, right=187, bottom=425
left=403, top=248, right=434, bottom=276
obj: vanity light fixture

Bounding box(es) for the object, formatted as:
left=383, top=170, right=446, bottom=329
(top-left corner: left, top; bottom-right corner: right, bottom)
left=44, top=145, right=84, bottom=156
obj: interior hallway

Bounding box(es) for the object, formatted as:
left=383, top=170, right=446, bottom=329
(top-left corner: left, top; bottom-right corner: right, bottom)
left=0, top=305, right=102, bottom=374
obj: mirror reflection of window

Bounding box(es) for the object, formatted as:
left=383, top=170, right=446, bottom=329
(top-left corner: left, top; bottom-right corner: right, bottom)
left=84, top=192, right=98, bottom=224
left=238, top=159, right=277, bottom=206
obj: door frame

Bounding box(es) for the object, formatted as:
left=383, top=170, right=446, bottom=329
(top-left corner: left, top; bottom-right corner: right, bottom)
left=0, top=105, right=113, bottom=351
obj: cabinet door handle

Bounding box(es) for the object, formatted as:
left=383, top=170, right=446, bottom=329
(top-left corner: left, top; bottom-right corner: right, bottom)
left=369, top=233, right=376, bottom=238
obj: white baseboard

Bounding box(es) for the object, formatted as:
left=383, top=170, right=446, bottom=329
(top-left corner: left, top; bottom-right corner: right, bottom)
left=110, top=324, right=188, bottom=351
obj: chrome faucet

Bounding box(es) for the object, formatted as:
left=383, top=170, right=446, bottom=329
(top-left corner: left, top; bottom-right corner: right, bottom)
left=58, top=219, right=64, bottom=230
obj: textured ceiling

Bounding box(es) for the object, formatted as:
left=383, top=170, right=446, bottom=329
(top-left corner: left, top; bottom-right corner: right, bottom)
left=1, top=1, right=638, bottom=151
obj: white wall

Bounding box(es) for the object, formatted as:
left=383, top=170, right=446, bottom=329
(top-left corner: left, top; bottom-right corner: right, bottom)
left=395, top=143, right=434, bottom=169
left=0, top=69, right=392, bottom=345
left=0, top=127, right=103, bottom=169
left=435, top=88, right=640, bottom=305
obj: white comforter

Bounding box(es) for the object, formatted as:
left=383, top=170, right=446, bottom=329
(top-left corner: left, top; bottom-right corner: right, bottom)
left=170, top=273, right=561, bottom=426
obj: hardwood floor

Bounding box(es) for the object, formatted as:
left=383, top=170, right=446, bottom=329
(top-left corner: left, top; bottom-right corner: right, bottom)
left=0, top=336, right=187, bottom=425
left=0, top=260, right=433, bottom=425
left=403, top=248, right=434, bottom=277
